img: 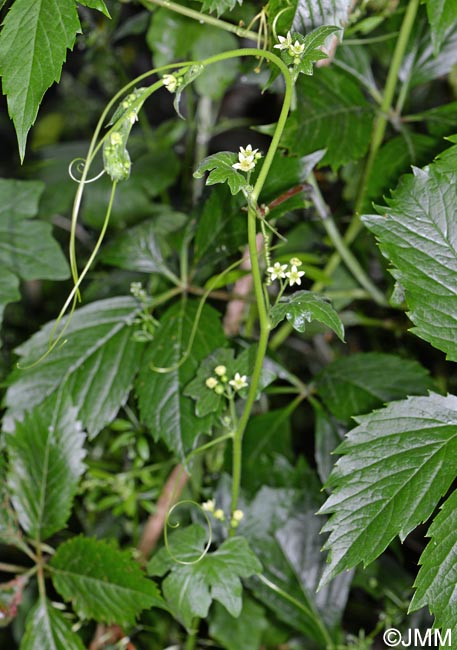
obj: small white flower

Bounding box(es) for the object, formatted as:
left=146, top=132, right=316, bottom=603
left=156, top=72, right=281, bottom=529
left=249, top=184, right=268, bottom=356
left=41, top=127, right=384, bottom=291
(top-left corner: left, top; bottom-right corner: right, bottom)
left=229, top=372, right=248, bottom=391
left=205, top=377, right=219, bottom=390
left=202, top=499, right=215, bottom=512
left=267, top=262, right=288, bottom=281
left=214, top=365, right=227, bottom=377
left=289, top=257, right=303, bottom=267
left=274, top=31, right=293, bottom=52
left=232, top=144, right=259, bottom=173
left=286, top=264, right=305, bottom=287
left=214, top=508, right=225, bottom=521
left=232, top=509, right=244, bottom=522
left=289, top=39, right=305, bottom=58
left=127, top=110, right=138, bottom=125
left=163, top=74, right=178, bottom=93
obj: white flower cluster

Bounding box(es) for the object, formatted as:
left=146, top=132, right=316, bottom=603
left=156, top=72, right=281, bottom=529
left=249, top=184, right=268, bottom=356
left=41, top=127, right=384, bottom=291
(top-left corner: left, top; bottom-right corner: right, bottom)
left=267, top=257, right=305, bottom=287
left=232, top=144, right=262, bottom=173
left=162, top=74, right=180, bottom=93
left=202, top=500, right=244, bottom=528
left=205, top=365, right=248, bottom=394
left=274, top=31, right=305, bottom=64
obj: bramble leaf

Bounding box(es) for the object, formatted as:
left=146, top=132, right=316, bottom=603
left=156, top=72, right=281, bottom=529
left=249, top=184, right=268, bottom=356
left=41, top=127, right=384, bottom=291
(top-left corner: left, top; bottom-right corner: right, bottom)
left=148, top=524, right=262, bottom=627
left=6, top=393, right=86, bottom=541
left=363, top=156, right=457, bottom=361
left=136, top=301, right=226, bottom=459
left=0, top=179, right=69, bottom=325
left=411, top=488, right=457, bottom=629
left=0, top=0, right=81, bottom=160
left=5, top=297, right=143, bottom=438
left=315, top=352, right=434, bottom=424
left=319, top=393, right=457, bottom=585
left=270, top=290, right=344, bottom=340
left=50, top=536, right=164, bottom=626
left=21, top=598, right=85, bottom=650
left=281, top=67, right=374, bottom=169
left=194, top=152, right=248, bottom=195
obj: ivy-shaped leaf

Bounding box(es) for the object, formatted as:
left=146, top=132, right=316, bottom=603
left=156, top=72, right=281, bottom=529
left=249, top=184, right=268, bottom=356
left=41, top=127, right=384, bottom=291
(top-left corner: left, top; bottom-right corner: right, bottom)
left=194, top=152, right=248, bottom=196
left=410, top=488, right=457, bottom=630
left=362, top=155, right=457, bottom=361
left=6, top=393, right=86, bottom=542
left=318, top=393, right=457, bottom=585
left=5, top=297, right=143, bottom=438
left=0, top=179, right=69, bottom=326
left=270, top=290, right=344, bottom=340
left=0, top=0, right=81, bottom=160
left=21, top=597, right=85, bottom=650
left=136, top=301, right=226, bottom=459
left=50, top=536, right=165, bottom=626
left=148, top=524, right=262, bottom=627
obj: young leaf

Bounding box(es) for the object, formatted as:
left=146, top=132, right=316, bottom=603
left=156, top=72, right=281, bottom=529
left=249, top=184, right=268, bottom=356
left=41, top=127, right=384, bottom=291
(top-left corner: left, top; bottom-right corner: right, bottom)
left=270, top=290, right=344, bottom=340
left=281, top=67, right=374, bottom=169
left=193, top=152, right=248, bottom=196
left=425, top=0, right=457, bottom=54
left=0, top=0, right=81, bottom=160
left=363, top=163, right=457, bottom=361
left=319, top=393, right=457, bottom=585
left=50, top=536, right=164, bottom=626
left=410, top=488, right=457, bottom=629
left=0, top=179, right=69, bottom=326
left=21, top=597, right=85, bottom=650
left=5, top=297, right=143, bottom=438
left=136, top=301, right=226, bottom=459
left=315, top=352, right=434, bottom=424
left=276, top=27, right=341, bottom=76
left=6, top=392, right=86, bottom=542
left=148, top=524, right=262, bottom=627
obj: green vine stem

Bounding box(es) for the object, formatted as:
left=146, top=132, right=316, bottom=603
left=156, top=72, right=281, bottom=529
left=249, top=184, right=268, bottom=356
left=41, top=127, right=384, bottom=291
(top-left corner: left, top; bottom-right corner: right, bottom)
left=141, top=0, right=263, bottom=43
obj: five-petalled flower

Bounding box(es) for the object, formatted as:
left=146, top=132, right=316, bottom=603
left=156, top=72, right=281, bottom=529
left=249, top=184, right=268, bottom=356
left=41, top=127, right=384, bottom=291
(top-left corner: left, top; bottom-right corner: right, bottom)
left=274, top=31, right=305, bottom=63
left=229, top=373, right=248, bottom=391
left=163, top=74, right=178, bottom=93
left=267, top=262, right=288, bottom=281
left=286, top=264, right=305, bottom=287
left=232, top=144, right=260, bottom=173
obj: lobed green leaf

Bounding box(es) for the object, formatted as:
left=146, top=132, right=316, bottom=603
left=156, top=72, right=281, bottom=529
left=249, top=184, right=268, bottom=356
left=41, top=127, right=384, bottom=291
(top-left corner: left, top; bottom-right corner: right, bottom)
left=270, top=290, right=344, bottom=340
left=194, top=152, right=248, bottom=195
left=21, top=597, right=85, bottom=650
left=319, top=393, right=457, bottom=585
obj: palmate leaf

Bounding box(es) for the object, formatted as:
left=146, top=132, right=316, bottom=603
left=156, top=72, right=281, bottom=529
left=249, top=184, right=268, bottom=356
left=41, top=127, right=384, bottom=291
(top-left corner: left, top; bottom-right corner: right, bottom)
left=6, top=392, right=86, bottom=542
left=410, top=489, right=457, bottom=629
left=136, top=301, right=226, bottom=459
left=425, top=0, right=457, bottom=53
left=281, top=67, right=374, bottom=170
left=4, top=297, right=143, bottom=438
left=193, top=152, right=248, bottom=195
left=318, top=393, right=457, bottom=585
left=50, top=536, right=164, bottom=626
left=315, top=352, right=434, bottom=424
left=276, top=26, right=341, bottom=76
left=362, top=156, right=457, bottom=361
left=270, top=290, right=344, bottom=340
left=0, top=0, right=81, bottom=160
left=148, top=524, right=262, bottom=628
left=0, top=179, right=69, bottom=326
left=21, top=597, right=84, bottom=650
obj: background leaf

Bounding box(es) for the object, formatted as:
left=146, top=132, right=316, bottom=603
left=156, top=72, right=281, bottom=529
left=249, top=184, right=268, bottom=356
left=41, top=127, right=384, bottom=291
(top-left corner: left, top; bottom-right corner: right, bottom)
left=0, top=0, right=81, bottom=159
left=270, top=290, right=344, bottom=340
left=136, top=301, right=226, bottom=459
left=50, top=536, right=164, bottom=626
left=363, top=155, right=457, bottom=361
left=0, top=179, right=69, bottom=325
left=425, top=0, right=457, bottom=53
left=78, top=0, right=110, bottom=18
left=281, top=68, right=374, bottom=170
left=319, top=393, right=457, bottom=584
left=410, top=488, right=457, bottom=630
left=6, top=392, right=86, bottom=541
left=315, top=352, right=434, bottom=424
left=21, top=598, right=85, bottom=650
left=292, top=0, right=352, bottom=30
left=209, top=597, right=268, bottom=650
left=5, top=297, right=143, bottom=438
